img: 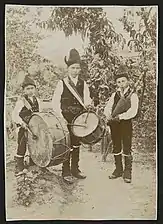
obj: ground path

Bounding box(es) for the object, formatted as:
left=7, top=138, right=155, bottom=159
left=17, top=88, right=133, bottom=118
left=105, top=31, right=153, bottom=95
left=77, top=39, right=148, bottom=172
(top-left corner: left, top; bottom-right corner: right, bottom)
left=6, top=144, right=156, bottom=220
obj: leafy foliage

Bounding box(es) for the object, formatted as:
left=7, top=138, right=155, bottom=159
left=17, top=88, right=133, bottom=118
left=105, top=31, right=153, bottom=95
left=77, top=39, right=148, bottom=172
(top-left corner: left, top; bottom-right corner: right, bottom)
left=38, top=6, right=156, bottom=152
left=6, top=6, right=157, bottom=153
left=119, top=7, right=157, bottom=121
left=119, top=7, right=157, bottom=151
left=6, top=6, right=42, bottom=96
left=5, top=6, right=63, bottom=99
left=37, top=7, right=127, bottom=106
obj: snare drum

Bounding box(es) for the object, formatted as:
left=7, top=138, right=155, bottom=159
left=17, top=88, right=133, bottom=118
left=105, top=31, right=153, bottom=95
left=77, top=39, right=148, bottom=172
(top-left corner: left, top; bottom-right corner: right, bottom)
left=71, top=111, right=106, bottom=145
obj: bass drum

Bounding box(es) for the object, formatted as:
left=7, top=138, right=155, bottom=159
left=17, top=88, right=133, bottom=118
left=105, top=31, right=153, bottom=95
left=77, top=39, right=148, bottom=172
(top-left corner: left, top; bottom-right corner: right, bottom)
left=71, top=111, right=106, bottom=145
left=27, top=111, right=71, bottom=167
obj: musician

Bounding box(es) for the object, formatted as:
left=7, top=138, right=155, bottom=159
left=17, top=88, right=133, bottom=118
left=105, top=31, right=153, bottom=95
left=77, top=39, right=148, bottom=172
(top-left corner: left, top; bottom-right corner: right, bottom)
left=12, top=75, right=41, bottom=176
left=104, top=68, right=139, bottom=183
left=52, top=48, right=93, bottom=184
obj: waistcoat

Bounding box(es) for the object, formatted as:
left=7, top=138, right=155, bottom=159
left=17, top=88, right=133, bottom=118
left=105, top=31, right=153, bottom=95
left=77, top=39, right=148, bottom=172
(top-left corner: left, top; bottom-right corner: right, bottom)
left=19, top=95, right=39, bottom=124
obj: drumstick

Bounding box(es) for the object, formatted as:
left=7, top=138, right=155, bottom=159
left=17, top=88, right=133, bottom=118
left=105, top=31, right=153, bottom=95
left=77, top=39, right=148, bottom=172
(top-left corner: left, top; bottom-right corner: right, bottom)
left=84, top=109, right=90, bottom=124
left=26, top=126, right=38, bottom=140
left=68, top=123, right=87, bottom=128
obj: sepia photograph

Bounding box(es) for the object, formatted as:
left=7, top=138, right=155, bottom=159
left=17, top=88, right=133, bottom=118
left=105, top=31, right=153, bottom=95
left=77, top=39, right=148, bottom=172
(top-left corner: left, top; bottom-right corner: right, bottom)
left=4, top=5, right=157, bottom=220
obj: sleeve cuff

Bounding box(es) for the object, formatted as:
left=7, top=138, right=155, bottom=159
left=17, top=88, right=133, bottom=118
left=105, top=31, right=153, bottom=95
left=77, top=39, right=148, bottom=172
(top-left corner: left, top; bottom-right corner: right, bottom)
left=119, top=114, right=124, bottom=120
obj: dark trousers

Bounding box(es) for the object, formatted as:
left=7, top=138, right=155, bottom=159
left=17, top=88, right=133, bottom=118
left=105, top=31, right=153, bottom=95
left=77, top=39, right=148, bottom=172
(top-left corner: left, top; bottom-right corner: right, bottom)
left=17, top=127, right=27, bottom=157
left=62, top=146, right=80, bottom=176
left=62, top=114, right=81, bottom=176
left=110, top=120, right=132, bottom=156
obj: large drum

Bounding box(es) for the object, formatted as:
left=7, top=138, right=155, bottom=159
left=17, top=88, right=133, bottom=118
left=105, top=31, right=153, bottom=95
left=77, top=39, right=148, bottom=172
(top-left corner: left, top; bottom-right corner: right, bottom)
left=27, top=111, right=71, bottom=167
left=71, top=111, right=106, bottom=145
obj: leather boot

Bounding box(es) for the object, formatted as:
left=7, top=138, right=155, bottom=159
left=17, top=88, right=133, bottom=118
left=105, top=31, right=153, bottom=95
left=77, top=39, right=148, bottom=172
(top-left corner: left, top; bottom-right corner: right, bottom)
left=71, top=147, right=86, bottom=179
left=14, top=156, right=24, bottom=176
left=123, top=155, right=133, bottom=183
left=109, top=154, right=123, bottom=179
left=62, top=154, right=74, bottom=184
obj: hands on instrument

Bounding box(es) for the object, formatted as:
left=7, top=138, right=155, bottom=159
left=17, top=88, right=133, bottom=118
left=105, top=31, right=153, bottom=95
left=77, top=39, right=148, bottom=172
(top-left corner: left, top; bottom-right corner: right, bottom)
left=21, top=121, right=28, bottom=129
left=107, top=115, right=120, bottom=123
left=20, top=121, right=38, bottom=140
left=85, top=104, right=95, bottom=111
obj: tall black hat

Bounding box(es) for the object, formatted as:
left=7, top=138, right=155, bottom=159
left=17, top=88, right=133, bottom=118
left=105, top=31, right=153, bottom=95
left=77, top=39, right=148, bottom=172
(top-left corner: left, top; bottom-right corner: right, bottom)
left=114, top=65, right=129, bottom=81
left=64, top=48, right=81, bottom=67
left=22, top=75, right=36, bottom=89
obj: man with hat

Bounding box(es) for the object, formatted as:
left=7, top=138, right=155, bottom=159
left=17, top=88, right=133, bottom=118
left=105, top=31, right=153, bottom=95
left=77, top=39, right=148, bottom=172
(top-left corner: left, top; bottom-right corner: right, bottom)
left=104, top=65, right=139, bottom=183
left=52, top=48, right=93, bottom=184
left=12, top=75, right=41, bottom=176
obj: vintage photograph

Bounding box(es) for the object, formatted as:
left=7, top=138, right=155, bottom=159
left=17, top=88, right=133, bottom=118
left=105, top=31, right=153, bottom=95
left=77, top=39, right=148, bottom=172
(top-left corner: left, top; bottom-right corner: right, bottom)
left=4, top=5, right=157, bottom=220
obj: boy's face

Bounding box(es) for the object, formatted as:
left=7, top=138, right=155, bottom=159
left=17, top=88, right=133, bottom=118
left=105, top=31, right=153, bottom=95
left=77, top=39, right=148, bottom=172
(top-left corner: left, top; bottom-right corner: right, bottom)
left=116, top=77, right=129, bottom=90
left=68, top=63, right=81, bottom=78
left=23, top=85, right=36, bottom=97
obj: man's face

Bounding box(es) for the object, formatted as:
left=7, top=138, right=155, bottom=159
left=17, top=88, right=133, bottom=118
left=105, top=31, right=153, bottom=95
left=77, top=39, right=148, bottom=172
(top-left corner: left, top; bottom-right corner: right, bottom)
left=68, top=63, right=81, bottom=78
left=116, top=77, right=129, bottom=90
left=24, top=85, right=36, bottom=97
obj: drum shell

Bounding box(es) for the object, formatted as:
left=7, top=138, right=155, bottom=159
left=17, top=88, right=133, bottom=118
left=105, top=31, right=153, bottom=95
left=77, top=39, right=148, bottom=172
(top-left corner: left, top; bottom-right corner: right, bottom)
left=48, top=135, right=70, bottom=167
left=27, top=112, right=71, bottom=167
left=71, top=111, right=106, bottom=145
left=79, top=119, right=105, bottom=145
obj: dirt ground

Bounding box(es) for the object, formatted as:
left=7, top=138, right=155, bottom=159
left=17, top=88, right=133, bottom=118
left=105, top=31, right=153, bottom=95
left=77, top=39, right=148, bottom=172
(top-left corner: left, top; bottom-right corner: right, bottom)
left=5, top=140, right=156, bottom=221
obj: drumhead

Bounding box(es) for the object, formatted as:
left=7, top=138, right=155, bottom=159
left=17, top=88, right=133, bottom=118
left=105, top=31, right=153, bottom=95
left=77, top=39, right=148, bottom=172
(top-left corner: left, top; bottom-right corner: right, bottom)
left=28, top=113, right=53, bottom=167
left=72, top=112, right=99, bottom=137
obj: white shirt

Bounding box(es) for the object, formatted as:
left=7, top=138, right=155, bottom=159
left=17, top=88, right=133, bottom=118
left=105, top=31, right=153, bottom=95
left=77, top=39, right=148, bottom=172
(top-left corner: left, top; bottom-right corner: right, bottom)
left=51, top=76, right=92, bottom=117
left=12, top=97, right=41, bottom=125
left=104, top=87, right=139, bottom=120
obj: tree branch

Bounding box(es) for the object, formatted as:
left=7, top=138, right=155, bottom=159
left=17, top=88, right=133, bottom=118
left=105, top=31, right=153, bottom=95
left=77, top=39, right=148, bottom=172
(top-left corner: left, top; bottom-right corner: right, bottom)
left=143, top=8, right=156, bottom=45
left=138, top=70, right=147, bottom=121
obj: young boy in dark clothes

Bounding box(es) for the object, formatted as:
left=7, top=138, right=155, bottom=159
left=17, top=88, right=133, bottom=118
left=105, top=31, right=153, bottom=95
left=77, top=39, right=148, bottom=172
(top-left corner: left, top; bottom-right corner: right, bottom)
left=12, top=75, right=41, bottom=176
left=52, top=48, right=93, bottom=184
left=104, top=69, right=139, bottom=183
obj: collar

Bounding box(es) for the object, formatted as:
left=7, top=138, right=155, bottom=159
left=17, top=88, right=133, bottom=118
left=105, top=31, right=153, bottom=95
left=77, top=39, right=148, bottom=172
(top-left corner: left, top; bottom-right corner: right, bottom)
left=117, top=86, right=130, bottom=95
left=27, top=95, right=36, bottom=103
left=68, top=75, right=79, bottom=85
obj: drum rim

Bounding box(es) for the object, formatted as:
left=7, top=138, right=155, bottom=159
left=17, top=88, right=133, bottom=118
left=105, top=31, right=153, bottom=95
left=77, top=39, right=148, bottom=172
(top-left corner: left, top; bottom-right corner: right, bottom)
left=71, top=110, right=101, bottom=138
left=81, top=118, right=106, bottom=142
left=28, top=111, right=71, bottom=167
left=81, top=126, right=106, bottom=145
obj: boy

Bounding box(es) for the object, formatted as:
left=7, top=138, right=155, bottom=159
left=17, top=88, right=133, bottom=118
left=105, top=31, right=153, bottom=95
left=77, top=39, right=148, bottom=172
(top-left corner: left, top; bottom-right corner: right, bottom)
left=104, top=68, right=139, bottom=183
left=12, top=75, right=41, bottom=176
left=52, top=48, right=92, bottom=184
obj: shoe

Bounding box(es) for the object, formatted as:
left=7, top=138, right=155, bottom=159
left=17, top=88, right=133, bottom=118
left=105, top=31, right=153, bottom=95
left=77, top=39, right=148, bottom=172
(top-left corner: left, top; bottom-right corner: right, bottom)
left=72, top=172, right=86, bottom=179
left=123, top=177, right=131, bottom=183
left=109, top=169, right=123, bottom=179
left=62, top=175, right=75, bottom=184
left=123, top=169, right=132, bottom=183
left=15, top=170, right=24, bottom=177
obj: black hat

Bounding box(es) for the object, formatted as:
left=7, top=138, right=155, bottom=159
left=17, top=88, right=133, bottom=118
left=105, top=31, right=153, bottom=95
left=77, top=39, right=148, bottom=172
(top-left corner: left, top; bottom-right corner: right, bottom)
left=22, top=75, right=36, bottom=89
left=64, top=48, right=81, bottom=67
left=114, top=65, right=129, bottom=81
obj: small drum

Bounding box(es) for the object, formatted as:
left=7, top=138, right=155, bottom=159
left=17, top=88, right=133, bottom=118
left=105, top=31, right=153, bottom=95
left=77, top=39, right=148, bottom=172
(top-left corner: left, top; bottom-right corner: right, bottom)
left=27, top=111, right=71, bottom=167
left=71, top=111, right=106, bottom=145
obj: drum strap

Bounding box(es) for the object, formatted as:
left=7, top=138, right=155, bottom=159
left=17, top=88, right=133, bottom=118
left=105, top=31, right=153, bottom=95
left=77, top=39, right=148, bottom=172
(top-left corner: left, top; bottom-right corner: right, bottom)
left=22, top=97, right=33, bottom=111
left=63, top=77, right=86, bottom=110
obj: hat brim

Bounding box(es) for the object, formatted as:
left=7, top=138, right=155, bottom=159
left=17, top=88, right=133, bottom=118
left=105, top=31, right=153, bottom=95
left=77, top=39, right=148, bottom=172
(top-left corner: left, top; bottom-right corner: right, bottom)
left=114, top=73, right=129, bottom=81
left=64, top=56, right=81, bottom=67
left=22, top=83, right=36, bottom=89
